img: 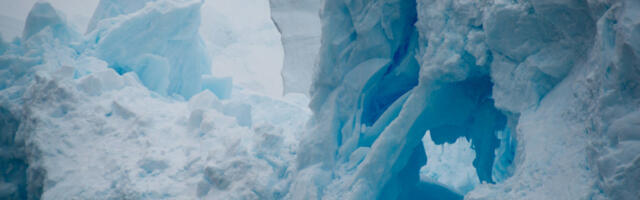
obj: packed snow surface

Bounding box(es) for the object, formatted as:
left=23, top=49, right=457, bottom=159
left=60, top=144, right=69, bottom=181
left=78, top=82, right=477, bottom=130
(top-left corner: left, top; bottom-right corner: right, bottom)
left=1, top=0, right=640, bottom=199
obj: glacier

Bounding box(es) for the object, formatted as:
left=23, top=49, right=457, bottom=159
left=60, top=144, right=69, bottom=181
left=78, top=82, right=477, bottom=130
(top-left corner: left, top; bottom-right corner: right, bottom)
left=281, top=0, right=640, bottom=199
left=0, top=0, right=639, bottom=199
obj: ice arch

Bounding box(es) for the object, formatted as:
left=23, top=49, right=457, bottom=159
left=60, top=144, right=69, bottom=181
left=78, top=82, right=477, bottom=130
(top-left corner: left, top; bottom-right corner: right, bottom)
left=285, top=0, right=516, bottom=199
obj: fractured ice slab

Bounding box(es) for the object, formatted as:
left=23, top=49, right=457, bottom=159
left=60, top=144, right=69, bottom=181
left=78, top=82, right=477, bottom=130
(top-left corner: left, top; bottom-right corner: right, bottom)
left=89, top=0, right=221, bottom=99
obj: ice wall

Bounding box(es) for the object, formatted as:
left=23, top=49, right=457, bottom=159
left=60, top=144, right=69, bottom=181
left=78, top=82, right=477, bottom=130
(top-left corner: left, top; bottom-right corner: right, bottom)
left=269, top=0, right=321, bottom=95
left=285, top=0, right=640, bottom=199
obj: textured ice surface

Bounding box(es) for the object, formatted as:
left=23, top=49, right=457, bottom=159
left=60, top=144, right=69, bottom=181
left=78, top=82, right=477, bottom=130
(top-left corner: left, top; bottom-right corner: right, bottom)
left=88, top=0, right=220, bottom=99
left=282, top=0, right=640, bottom=199
left=269, top=0, right=321, bottom=95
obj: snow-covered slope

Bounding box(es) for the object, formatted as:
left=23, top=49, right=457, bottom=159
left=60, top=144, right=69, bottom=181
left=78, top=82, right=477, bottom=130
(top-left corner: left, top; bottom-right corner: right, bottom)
left=279, top=0, right=640, bottom=199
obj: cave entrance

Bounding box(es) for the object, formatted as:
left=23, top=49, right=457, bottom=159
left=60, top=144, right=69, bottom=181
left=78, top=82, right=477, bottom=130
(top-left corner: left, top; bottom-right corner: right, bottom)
left=380, top=75, right=515, bottom=199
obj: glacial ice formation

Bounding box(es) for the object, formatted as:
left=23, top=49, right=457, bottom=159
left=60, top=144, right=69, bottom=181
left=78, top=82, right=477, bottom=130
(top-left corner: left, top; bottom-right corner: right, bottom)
left=284, top=0, right=640, bottom=199
left=269, top=0, right=321, bottom=95
left=0, top=0, right=307, bottom=199
left=87, top=0, right=227, bottom=99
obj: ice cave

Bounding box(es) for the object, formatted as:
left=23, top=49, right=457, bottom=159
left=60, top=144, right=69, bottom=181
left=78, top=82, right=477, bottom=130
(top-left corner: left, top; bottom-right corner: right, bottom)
left=0, top=0, right=639, bottom=199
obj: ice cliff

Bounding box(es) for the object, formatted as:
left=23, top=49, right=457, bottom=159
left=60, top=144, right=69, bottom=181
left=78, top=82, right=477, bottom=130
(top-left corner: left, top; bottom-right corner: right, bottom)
left=279, top=0, right=640, bottom=199
left=269, top=0, right=322, bottom=95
